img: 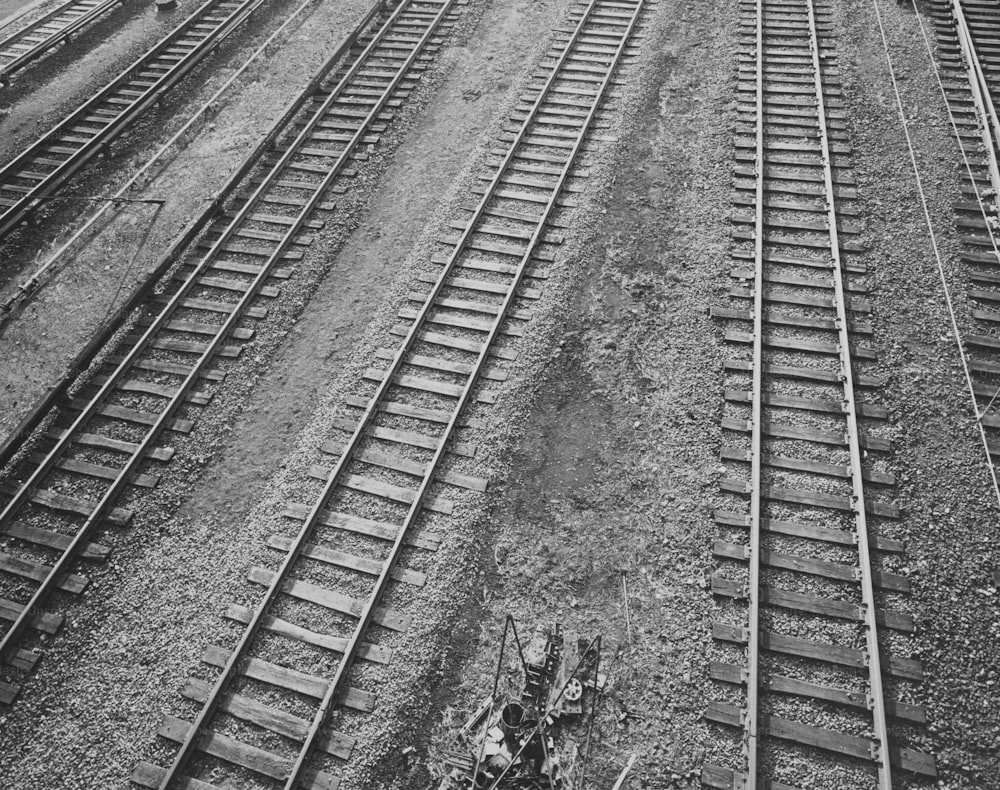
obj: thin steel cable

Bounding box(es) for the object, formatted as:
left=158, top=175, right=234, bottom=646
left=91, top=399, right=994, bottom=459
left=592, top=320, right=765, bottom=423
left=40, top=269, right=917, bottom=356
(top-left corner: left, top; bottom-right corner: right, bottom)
left=870, top=0, right=1000, bottom=510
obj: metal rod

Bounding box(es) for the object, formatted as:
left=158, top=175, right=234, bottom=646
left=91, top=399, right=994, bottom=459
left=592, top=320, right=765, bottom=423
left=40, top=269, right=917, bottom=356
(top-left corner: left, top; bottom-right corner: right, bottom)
left=576, top=635, right=602, bottom=788
left=285, top=1, right=642, bottom=787
left=2, top=0, right=405, bottom=673
left=952, top=0, right=1000, bottom=214
left=744, top=0, right=765, bottom=779
left=471, top=617, right=513, bottom=786
left=805, top=0, right=893, bottom=785
left=153, top=2, right=457, bottom=787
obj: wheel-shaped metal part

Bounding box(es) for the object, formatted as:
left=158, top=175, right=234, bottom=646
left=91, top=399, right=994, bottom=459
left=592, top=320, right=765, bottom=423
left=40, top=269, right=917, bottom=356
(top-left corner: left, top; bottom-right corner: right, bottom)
left=564, top=677, right=584, bottom=702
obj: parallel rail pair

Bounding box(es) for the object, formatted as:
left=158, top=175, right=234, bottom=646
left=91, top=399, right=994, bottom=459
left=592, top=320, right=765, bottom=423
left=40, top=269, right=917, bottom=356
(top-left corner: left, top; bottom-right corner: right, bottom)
left=0, top=0, right=460, bottom=705
left=928, top=0, right=1000, bottom=518
left=130, top=0, right=648, bottom=787
left=0, top=0, right=125, bottom=85
left=0, top=0, right=275, bottom=243
left=703, top=0, right=935, bottom=786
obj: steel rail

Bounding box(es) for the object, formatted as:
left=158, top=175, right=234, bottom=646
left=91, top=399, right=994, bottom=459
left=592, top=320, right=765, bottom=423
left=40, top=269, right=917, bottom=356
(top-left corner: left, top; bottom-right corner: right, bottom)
left=152, top=1, right=456, bottom=785
left=0, top=0, right=125, bottom=84
left=0, top=0, right=270, bottom=242
left=0, top=0, right=418, bottom=669
left=902, top=0, right=1000, bottom=513
left=284, top=1, right=643, bottom=785
left=745, top=0, right=764, bottom=779
left=0, top=0, right=386, bottom=472
left=805, top=0, right=893, bottom=785
left=951, top=0, right=1000, bottom=212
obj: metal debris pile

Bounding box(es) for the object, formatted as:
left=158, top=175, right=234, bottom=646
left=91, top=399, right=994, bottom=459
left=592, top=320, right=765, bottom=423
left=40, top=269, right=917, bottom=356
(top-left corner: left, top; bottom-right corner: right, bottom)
left=438, top=619, right=606, bottom=790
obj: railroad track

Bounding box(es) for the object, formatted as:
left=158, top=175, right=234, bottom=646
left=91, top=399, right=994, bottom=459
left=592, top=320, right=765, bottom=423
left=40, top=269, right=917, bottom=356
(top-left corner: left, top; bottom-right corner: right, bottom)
left=927, top=1, right=1000, bottom=503
left=128, top=1, right=649, bottom=787
left=0, top=0, right=276, bottom=244
left=702, top=0, right=936, bottom=786
left=0, top=0, right=465, bottom=706
left=0, top=0, right=125, bottom=85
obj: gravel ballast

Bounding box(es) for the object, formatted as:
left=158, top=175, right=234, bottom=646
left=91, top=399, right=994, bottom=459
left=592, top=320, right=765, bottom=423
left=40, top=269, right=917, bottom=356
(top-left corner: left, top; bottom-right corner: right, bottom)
left=1, top=0, right=1000, bottom=787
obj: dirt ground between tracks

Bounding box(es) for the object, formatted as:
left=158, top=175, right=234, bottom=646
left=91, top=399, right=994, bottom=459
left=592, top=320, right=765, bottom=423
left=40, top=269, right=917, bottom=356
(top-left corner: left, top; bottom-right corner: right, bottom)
left=3, top=0, right=1000, bottom=788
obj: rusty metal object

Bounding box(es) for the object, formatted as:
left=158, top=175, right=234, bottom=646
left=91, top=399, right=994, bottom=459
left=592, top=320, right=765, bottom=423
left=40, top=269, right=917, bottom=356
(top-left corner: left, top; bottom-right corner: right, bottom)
left=437, top=618, right=606, bottom=790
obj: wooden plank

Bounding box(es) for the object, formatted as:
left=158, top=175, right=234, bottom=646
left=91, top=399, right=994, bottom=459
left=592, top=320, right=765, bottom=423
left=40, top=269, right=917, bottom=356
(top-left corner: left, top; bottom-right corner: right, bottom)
left=701, top=765, right=752, bottom=790
left=407, top=293, right=531, bottom=323
left=0, top=552, right=88, bottom=594
left=890, top=745, right=937, bottom=777
left=224, top=604, right=391, bottom=664
left=728, top=285, right=871, bottom=313
left=709, top=660, right=744, bottom=684
left=329, top=417, right=477, bottom=457
left=344, top=394, right=488, bottom=429
left=705, top=701, right=741, bottom=727
left=112, top=378, right=211, bottom=404
left=266, top=534, right=425, bottom=586
left=712, top=621, right=921, bottom=679
left=29, top=453, right=158, bottom=488
left=886, top=698, right=927, bottom=724
left=156, top=715, right=339, bottom=788
left=720, top=446, right=895, bottom=485
left=339, top=472, right=454, bottom=515
left=8, top=647, right=40, bottom=673
left=428, top=252, right=548, bottom=281
left=23, top=487, right=132, bottom=526
left=281, top=503, right=441, bottom=550
left=721, top=417, right=891, bottom=452
left=758, top=584, right=862, bottom=623
left=715, top=572, right=904, bottom=623
left=766, top=673, right=869, bottom=708
left=248, top=567, right=411, bottom=632
left=416, top=270, right=542, bottom=299
left=0, top=681, right=20, bottom=706
left=182, top=677, right=355, bottom=760
left=397, top=306, right=524, bottom=336
left=720, top=478, right=854, bottom=511
left=132, top=335, right=242, bottom=358
left=202, top=645, right=374, bottom=712
left=724, top=359, right=884, bottom=388
left=711, top=304, right=872, bottom=335
left=714, top=540, right=860, bottom=584
left=131, top=761, right=218, bottom=789
left=389, top=323, right=518, bottom=359
left=362, top=368, right=498, bottom=403
left=319, top=441, right=487, bottom=493
left=710, top=661, right=870, bottom=708
left=374, top=347, right=507, bottom=382
left=3, top=521, right=110, bottom=560
left=0, top=597, right=62, bottom=634
left=724, top=388, right=887, bottom=419
left=49, top=429, right=175, bottom=461
left=68, top=400, right=194, bottom=433
left=712, top=509, right=905, bottom=553
left=763, top=713, right=875, bottom=760
left=726, top=329, right=877, bottom=360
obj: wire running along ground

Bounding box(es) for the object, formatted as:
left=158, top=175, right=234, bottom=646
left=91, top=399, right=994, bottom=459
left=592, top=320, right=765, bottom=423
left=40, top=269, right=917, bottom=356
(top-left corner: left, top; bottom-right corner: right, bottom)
left=870, top=0, right=1000, bottom=515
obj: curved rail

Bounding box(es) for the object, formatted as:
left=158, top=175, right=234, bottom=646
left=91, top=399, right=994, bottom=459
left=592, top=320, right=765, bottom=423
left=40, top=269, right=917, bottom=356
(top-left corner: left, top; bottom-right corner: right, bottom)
left=0, top=0, right=125, bottom=84
left=0, top=0, right=272, bottom=243
left=133, top=1, right=647, bottom=786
